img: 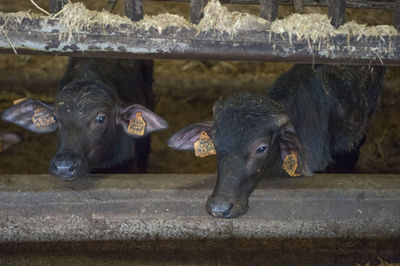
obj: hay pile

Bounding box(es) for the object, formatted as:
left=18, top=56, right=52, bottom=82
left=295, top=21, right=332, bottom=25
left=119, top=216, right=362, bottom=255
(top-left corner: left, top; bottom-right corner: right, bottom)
left=271, top=13, right=398, bottom=43
left=137, top=13, right=193, bottom=34
left=0, top=0, right=398, bottom=42
left=198, top=0, right=268, bottom=35
left=55, top=2, right=133, bottom=42
left=0, top=11, right=32, bottom=25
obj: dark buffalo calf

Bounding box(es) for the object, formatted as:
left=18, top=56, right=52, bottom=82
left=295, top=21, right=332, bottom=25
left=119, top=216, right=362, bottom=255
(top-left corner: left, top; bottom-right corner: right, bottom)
left=168, top=64, right=385, bottom=218
left=2, top=58, right=167, bottom=180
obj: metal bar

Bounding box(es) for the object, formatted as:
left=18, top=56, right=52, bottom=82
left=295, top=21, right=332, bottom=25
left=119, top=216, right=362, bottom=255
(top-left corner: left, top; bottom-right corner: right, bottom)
left=293, top=0, right=303, bottom=13
left=328, top=0, right=347, bottom=28
left=149, top=0, right=395, bottom=10
left=394, top=0, right=400, bottom=31
left=49, top=0, right=68, bottom=13
left=0, top=16, right=399, bottom=65
left=190, top=0, right=209, bottom=24
left=260, top=0, right=279, bottom=21
left=124, top=0, right=143, bottom=21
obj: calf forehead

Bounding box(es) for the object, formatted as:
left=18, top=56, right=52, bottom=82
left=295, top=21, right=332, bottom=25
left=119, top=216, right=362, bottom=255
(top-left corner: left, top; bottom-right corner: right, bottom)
left=213, top=94, right=281, bottom=149
left=55, top=81, right=116, bottom=119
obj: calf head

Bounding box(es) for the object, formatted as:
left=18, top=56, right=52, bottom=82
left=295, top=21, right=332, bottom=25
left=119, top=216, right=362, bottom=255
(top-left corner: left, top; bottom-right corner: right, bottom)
left=168, top=94, right=311, bottom=218
left=2, top=81, right=167, bottom=180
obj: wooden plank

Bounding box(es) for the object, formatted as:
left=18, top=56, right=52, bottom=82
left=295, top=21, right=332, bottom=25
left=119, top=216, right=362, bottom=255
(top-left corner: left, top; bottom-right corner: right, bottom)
left=260, top=0, right=279, bottom=21
left=0, top=16, right=399, bottom=65
left=124, top=0, right=143, bottom=21
left=328, top=0, right=347, bottom=28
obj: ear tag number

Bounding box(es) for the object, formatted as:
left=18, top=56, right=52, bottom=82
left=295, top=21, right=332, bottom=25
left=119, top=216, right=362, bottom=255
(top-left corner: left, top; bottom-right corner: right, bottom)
left=282, top=151, right=301, bottom=177
left=32, top=108, right=56, bottom=128
left=127, top=112, right=146, bottom=136
left=194, top=131, right=216, bottom=158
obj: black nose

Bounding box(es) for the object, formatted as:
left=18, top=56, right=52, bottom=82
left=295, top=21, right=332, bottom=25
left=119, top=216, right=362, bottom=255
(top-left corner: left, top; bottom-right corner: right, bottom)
left=50, top=153, right=84, bottom=180
left=206, top=197, right=233, bottom=218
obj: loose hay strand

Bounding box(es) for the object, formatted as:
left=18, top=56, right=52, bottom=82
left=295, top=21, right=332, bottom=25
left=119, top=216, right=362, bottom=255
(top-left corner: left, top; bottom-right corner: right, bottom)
left=29, top=0, right=51, bottom=16
left=1, top=28, right=17, bottom=54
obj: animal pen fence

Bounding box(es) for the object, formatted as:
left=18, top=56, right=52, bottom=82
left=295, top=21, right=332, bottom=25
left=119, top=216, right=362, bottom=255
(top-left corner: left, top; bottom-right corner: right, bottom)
left=0, top=0, right=400, bottom=265
left=0, top=0, right=400, bottom=64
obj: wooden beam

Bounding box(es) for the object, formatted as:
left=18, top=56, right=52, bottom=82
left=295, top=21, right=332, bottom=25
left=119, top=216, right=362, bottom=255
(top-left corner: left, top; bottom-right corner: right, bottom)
left=0, top=16, right=399, bottom=65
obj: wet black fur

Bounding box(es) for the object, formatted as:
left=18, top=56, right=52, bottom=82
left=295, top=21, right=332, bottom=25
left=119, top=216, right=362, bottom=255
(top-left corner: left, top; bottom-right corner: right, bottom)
left=214, top=64, right=385, bottom=176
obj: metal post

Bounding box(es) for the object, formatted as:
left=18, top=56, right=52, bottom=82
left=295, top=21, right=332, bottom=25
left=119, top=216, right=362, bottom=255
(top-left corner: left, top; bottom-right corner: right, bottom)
left=190, top=0, right=209, bottom=24
left=394, top=0, right=400, bottom=31
left=328, top=0, right=346, bottom=28
left=50, top=0, right=68, bottom=13
left=124, top=0, right=144, bottom=22
left=294, top=0, right=303, bottom=13
left=260, top=0, right=278, bottom=21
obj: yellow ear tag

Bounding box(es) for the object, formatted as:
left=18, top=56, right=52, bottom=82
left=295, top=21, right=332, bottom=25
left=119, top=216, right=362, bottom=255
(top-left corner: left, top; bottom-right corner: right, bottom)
left=32, top=108, right=56, bottom=128
left=13, top=98, right=28, bottom=105
left=282, top=152, right=301, bottom=177
left=194, top=131, right=216, bottom=158
left=127, top=112, right=146, bottom=136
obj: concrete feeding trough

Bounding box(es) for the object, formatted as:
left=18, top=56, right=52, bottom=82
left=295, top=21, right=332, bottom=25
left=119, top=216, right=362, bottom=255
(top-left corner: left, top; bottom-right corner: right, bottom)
left=0, top=173, right=400, bottom=264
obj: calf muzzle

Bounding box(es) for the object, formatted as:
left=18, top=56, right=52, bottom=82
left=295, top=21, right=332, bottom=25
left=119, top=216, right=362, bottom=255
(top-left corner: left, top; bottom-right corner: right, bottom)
left=50, top=152, right=85, bottom=180
left=206, top=194, right=248, bottom=219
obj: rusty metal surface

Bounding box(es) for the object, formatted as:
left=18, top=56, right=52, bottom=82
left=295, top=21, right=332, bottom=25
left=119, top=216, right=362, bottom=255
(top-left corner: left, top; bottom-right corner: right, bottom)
left=0, top=16, right=398, bottom=64
left=0, top=173, right=399, bottom=242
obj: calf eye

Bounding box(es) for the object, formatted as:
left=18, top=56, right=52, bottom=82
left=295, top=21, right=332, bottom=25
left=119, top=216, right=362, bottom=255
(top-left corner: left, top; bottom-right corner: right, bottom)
left=96, top=115, right=106, bottom=124
left=256, top=145, right=267, bottom=154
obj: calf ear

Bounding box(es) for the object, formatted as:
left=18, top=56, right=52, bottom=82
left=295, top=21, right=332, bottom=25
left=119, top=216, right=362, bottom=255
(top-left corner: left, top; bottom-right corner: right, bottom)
left=167, top=121, right=214, bottom=152
left=1, top=99, right=57, bottom=134
left=118, top=104, right=168, bottom=137
left=0, top=132, right=21, bottom=153
left=279, top=123, right=313, bottom=177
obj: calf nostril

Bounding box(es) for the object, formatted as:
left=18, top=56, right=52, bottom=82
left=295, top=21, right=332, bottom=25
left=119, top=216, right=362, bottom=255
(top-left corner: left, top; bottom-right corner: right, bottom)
left=69, top=163, right=79, bottom=173
left=210, top=202, right=233, bottom=217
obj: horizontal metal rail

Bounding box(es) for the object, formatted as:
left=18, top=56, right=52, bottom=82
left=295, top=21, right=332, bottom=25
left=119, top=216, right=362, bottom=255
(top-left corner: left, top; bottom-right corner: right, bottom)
left=151, top=0, right=396, bottom=9
left=0, top=16, right=399, bottom=65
